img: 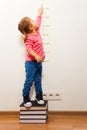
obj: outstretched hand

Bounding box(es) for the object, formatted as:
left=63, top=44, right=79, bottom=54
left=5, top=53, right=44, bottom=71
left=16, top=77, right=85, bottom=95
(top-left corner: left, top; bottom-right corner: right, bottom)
left=38, top=5, right=44, bottom=16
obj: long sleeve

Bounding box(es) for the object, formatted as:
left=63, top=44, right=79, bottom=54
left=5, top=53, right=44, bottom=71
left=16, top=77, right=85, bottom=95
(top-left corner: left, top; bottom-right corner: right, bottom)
left=25, top=37, right=33, bottom=52
left=36, top=16, right=42, bottom=31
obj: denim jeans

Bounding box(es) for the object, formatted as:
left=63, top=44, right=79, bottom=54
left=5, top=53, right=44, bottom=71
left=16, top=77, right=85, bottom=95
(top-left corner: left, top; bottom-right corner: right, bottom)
left=22, top=61, right=43, bottom=98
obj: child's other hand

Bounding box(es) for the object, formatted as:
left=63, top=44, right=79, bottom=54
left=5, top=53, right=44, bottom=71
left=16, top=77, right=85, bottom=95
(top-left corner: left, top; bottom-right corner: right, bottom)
left=38, top=5, right=43, bottom=16
left=35, top=54, right=43, bottom=62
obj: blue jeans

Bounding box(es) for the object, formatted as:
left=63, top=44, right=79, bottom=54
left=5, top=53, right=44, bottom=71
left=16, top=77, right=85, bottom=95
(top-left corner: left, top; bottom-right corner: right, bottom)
left=22, top=61, right=43, bottom=98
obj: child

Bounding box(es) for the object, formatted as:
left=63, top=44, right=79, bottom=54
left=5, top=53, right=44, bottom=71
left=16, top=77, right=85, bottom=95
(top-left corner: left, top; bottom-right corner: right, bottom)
left=18, top=6, right=45, bottom=107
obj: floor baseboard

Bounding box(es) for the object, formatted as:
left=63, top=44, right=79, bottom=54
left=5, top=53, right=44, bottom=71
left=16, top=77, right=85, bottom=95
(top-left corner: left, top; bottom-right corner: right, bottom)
left=0, top=111, right=87, bottom=116
left=49, top=111, right=87, bottom=115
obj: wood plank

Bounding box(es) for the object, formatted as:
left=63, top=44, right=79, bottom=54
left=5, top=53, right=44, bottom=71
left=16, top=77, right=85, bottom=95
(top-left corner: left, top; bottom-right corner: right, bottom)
left=0, top=113, right=87, bottom=130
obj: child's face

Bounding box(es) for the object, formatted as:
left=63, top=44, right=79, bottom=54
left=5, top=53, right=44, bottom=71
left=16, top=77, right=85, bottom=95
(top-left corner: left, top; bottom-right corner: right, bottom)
left=24, top=17, right=37, bottom=33
left=29, top=19, right=36, bottom=31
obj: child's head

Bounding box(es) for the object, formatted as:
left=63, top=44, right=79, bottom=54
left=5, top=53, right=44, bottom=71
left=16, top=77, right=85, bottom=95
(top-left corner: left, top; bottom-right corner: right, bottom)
left=18, top=17, right=36, bottom=34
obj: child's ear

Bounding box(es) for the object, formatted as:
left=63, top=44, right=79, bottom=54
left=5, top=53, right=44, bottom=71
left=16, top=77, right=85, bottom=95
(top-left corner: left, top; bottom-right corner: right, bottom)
left=29, top=26, right=33, bottom=30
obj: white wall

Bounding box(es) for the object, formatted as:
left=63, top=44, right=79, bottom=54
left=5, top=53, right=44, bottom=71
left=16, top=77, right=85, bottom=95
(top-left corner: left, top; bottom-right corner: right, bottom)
left=0, top=0, right=87, bottom=111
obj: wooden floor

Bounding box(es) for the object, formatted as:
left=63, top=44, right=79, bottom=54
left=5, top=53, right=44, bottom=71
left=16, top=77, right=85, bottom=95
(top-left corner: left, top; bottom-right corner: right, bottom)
left=0, top=114, right=87, bottom=130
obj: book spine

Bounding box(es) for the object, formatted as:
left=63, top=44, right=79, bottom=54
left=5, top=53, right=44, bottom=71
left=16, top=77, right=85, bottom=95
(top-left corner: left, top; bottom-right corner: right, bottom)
left=20, top=119, right=47, bottom=124
left=20, top=110, right=47, bottom=115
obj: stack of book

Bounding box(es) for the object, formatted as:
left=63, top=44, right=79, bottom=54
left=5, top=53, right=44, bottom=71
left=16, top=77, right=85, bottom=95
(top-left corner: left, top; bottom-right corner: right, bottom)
left=20, top=100, right=48, bottom=123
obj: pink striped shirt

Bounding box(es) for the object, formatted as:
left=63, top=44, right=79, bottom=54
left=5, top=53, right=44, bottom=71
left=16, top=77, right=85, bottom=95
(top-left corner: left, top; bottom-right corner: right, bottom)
left=25, top=16, right=45, bottom=61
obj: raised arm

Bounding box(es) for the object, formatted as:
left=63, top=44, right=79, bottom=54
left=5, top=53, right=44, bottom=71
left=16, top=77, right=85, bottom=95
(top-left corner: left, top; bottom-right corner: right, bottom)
left=36, top=6, right=44, bottom=31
